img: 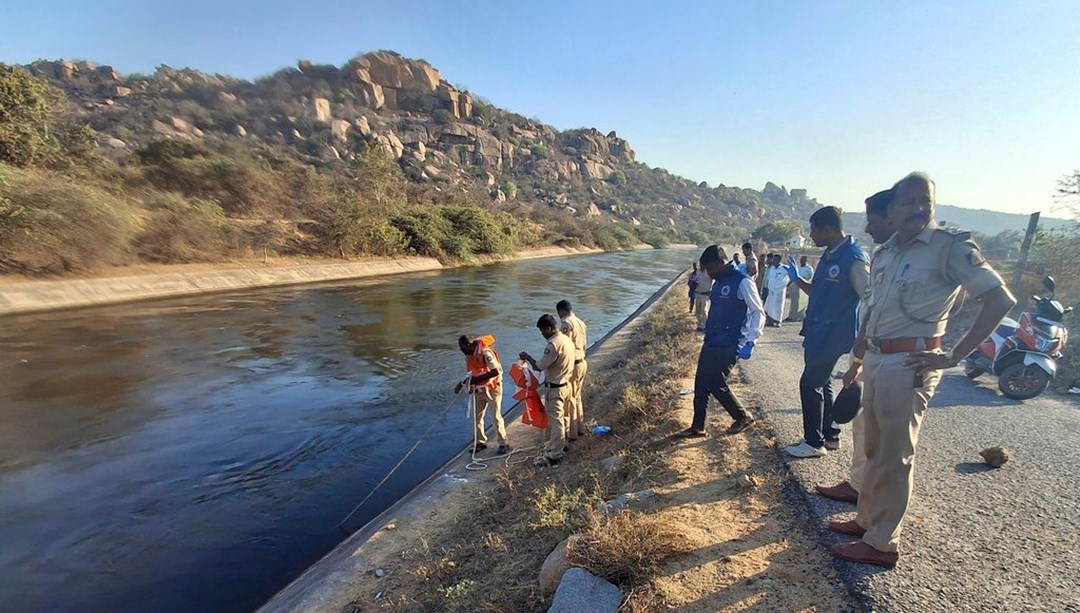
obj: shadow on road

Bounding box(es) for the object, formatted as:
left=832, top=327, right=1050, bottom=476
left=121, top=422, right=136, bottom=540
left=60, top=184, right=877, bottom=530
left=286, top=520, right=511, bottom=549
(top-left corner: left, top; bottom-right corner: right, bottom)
left=954, top=461, right=995, bottom=475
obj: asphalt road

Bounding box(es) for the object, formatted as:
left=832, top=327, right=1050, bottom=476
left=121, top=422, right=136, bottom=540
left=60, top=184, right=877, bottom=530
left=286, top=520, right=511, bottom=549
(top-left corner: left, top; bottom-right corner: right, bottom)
left=743, top=324, right=1080, bottom=613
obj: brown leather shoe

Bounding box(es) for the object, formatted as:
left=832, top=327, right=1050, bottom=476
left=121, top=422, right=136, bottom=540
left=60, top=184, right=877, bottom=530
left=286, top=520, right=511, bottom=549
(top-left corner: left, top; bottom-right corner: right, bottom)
left=831, top=541, right=898, bottom=568
left=816, top=480, right=859, bottom=504
left=827, top=519, right=866, bottom=537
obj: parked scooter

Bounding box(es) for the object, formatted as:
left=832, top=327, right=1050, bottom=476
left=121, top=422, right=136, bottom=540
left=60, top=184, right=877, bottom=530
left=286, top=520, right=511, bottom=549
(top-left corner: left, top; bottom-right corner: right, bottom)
left=965, top=276, right=1071, bottom=400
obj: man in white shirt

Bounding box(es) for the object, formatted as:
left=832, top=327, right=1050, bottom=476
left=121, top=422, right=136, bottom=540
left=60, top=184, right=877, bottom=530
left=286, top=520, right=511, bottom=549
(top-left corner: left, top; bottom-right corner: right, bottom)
left=764, top=254, right=791, bottom=326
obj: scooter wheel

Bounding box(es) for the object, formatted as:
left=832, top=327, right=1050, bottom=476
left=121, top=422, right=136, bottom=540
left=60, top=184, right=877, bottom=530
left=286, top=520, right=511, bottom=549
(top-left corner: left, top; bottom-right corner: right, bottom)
left=998, top=363, right=1051, bottom=400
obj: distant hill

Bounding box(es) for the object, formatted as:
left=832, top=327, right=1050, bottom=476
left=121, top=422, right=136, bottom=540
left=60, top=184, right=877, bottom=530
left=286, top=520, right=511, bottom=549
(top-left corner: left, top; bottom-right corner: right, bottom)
left=934, top=205, right=1072, bottom=236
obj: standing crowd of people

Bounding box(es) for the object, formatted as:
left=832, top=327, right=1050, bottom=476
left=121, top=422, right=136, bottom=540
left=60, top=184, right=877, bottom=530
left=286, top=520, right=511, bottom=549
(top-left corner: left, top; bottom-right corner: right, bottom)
left=683, top=171, right=1014, bottom=567
left=457, top=300, right=590, bottom=468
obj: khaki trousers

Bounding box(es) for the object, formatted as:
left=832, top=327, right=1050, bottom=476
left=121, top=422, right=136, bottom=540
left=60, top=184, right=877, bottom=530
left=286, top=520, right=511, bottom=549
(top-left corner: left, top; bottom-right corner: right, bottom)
left=848, top=410, right=867, bottom=492
left=472, top=385, right=507, bottom=446
left=846, top=353, right=867, bottom=492
left=694, top=293, right=710, bottom=328
left=542, top=384, right=570, bottom=461
left=856, top=351, right=942, bottom=552
left=566, top=360, right=588, bottom=440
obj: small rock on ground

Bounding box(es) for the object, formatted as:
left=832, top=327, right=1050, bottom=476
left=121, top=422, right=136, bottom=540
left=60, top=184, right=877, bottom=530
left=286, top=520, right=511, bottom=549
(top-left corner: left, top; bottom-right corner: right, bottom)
left=548, top=567, right=623, bottom=613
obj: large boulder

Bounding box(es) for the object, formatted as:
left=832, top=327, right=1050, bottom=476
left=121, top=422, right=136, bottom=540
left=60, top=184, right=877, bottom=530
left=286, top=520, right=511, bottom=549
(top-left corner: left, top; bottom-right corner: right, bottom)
left=539, top=537, right=572, bottom=594
left=330, top=119, right=351, bottom=142
left=349, top=50, right=440, bottom=92
left=313, top=98, right=332, bottom=123
left=354, top=116, right=371, bottom=136
left=548, top=568, right=623, bottom=613
left=581, top=161, right=614, bottom=181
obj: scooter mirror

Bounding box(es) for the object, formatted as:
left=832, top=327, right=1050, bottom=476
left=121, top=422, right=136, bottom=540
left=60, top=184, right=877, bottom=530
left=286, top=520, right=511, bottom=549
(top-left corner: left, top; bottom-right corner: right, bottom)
left=1044, top=276, right=1056, bottom=293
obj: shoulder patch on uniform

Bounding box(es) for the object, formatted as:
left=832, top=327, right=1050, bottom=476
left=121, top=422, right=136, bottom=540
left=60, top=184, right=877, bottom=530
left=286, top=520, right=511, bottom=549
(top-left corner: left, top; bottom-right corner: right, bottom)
left=940, top=229, right=972, bottom=240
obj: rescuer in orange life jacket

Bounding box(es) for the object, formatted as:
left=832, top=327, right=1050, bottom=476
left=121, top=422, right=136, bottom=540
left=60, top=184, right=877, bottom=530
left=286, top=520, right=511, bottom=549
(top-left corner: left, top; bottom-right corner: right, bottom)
left=455, top=335, right=511, bottom=455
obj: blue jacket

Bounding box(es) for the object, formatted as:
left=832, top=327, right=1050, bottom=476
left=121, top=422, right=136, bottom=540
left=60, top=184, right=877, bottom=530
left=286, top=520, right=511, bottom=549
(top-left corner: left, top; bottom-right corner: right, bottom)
left=704, top=266, right=750, bottom=348
left=801, top=236, right=868, bottom=355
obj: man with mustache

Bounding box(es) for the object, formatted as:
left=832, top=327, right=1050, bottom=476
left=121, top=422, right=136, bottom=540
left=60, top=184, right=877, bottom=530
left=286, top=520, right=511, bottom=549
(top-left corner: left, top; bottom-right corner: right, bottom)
left=828, top=173, right=1015, bottom=567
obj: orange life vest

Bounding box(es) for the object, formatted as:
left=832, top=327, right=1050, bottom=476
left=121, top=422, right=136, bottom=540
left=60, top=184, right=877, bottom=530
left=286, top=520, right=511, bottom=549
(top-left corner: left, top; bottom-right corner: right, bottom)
left=510, top=360, right=547, bottom=430
left=465, top=335, right=500, bottom=390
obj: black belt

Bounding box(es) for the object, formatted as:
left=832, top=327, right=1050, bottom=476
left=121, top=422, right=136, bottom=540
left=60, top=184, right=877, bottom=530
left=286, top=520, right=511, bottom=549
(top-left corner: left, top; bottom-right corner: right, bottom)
left=574, top=359, right=584, bottom=364
left=542, top=381, right=567, bottom=388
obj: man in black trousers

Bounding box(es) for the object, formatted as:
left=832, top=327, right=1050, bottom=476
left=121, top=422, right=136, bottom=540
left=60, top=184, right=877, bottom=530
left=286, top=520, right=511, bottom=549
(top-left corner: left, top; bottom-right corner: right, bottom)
left=682, top=245, right=765, bottom=437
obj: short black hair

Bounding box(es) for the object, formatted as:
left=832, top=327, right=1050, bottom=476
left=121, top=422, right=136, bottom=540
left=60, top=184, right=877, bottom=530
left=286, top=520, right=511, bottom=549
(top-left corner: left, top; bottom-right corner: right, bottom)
left=457, top=335, right=470, bottom=345
left=556, top=299, right=572, bottom=313
left=741, top=242, right=753, bottom=250
left=700, top=244, right=726, bottom=264
left=537, top=314, right=558, bottom=329
left=809, top=206, right=843, bottom=231
left=865, top=189, right=893, bottom=217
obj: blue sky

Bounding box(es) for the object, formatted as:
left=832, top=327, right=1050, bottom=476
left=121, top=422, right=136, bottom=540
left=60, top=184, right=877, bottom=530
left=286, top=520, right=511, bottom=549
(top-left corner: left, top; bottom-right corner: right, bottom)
left=2, top=1, right=1078, bottom=217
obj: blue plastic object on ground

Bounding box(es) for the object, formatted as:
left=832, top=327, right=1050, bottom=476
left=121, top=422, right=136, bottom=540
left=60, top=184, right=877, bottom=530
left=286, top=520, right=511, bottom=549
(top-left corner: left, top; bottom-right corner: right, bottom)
left=593, top=425, right=612, bottom=435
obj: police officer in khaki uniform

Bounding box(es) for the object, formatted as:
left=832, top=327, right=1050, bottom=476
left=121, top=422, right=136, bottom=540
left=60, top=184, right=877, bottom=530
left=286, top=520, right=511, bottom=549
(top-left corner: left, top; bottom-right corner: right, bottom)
left=556, top=300, right=588, bottom=441
left=520, top=314, right=575, bottom=466
left=455, top=335, right=510, bottom=455
left=829, top=173, right=1015, bottom=567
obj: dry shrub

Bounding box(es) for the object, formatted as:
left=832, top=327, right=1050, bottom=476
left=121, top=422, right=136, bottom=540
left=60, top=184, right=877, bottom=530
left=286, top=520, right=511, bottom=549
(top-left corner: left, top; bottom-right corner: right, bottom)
left=0, top=164, right=133, bottom=273
left=529, top=482, right=602, bottom=532
left=569, top=511, right=695, bottom=586
left=132, top=192, right=230, bottom=262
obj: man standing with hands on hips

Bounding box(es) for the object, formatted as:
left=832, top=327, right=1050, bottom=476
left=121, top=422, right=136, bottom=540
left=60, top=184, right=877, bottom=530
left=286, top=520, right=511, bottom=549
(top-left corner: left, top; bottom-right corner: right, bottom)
left=682, top=245, right=764, bottom=438
left=783, top=206, right=869, bottom=459
left=830, top=172, right=1014, bottom=567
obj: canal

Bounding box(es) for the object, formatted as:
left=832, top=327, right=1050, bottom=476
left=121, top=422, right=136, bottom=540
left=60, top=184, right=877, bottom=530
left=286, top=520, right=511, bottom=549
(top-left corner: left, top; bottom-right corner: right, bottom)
left=0, top=248, right=695, bottom=612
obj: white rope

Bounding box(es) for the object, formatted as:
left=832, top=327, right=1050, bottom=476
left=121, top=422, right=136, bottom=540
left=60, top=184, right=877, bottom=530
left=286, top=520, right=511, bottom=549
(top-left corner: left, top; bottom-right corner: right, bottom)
left=464, top=391, right=540, bottom=470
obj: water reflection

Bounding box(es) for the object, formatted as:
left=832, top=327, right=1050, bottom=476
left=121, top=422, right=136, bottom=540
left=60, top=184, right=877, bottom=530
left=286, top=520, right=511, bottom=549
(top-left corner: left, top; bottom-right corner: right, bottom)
left=0, top=248, right=694, bottom=612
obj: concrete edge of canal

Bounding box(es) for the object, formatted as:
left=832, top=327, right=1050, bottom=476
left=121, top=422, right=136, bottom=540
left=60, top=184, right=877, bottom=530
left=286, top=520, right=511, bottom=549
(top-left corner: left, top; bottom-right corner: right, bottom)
left=0, top=246, right=636, bottom=316
left=256, top=267, right=689, bottom=613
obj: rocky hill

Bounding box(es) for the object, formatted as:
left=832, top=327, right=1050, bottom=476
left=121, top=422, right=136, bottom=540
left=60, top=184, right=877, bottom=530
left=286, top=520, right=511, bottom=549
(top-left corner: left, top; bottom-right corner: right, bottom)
left=26, top=52, right=824, bottom=237
left=1, top=52, right=832, bottom=275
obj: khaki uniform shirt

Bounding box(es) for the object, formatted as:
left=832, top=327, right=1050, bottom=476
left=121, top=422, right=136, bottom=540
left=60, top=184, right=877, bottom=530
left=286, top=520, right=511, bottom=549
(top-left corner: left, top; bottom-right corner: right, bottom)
left=865, top=227, right=1004, bottom=340
left=536, top=331, right=575, bottom=385
left=560, top=314, right=588, bottom=361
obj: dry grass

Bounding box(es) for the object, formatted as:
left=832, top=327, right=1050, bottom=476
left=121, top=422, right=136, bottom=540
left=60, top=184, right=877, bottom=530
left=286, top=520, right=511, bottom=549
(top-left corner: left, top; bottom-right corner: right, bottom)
left=569, top=511, right=696, bottom=586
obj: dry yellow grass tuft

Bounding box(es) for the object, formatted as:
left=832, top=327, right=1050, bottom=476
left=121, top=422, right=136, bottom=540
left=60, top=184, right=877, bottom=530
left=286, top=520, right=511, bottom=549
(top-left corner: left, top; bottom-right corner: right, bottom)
left=569, top=510, right=697, bottom=586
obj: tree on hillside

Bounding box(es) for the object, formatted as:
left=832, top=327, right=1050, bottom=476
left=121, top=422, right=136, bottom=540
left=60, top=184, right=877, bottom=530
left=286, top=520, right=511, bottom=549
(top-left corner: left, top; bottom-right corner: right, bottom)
left=750, top=220, right=802, bottom=245
left=0, top=64, right=66, bottom=167
left=317, top=142, right=409, bottom=257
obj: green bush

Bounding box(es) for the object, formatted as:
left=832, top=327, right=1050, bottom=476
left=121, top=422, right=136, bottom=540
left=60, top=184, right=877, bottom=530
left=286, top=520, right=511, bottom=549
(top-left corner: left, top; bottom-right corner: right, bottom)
left=391, top=206, right=515, bottom=262
left=132, top=192, right=230, bottom=262
left=0, top=64, right=75, bottom=168
left=0, top=165, right=134, bottom=273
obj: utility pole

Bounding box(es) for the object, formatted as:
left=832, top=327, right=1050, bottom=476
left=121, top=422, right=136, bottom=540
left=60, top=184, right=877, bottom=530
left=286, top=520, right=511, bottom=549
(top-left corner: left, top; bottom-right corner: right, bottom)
left=1011, top=212, right=1040, bottom=290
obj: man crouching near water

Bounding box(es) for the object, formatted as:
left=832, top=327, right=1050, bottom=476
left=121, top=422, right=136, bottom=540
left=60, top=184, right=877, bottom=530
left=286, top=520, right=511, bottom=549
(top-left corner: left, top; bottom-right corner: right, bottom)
left=682, top=245, right=765, bottom=437
left=520, top=315, right=575, bottom=467
left=456, top=335, right=510, bottom=456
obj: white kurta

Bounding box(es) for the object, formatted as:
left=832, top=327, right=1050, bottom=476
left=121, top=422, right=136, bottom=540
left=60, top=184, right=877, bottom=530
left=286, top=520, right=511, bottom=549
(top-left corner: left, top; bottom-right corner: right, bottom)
left=764, top=266, right=790, bottom=322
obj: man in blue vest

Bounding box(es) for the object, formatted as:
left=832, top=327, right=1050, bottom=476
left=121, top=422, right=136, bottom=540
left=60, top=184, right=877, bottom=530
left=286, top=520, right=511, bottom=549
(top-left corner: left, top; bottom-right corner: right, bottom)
left=783, top=206, right=870, bottom=458
left=682, top=245, right=765, bottom=437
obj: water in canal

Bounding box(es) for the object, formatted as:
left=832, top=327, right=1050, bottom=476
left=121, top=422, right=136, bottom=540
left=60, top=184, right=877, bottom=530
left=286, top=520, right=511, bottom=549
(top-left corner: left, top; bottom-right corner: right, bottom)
left=0, top=248, right=695, bottom=612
